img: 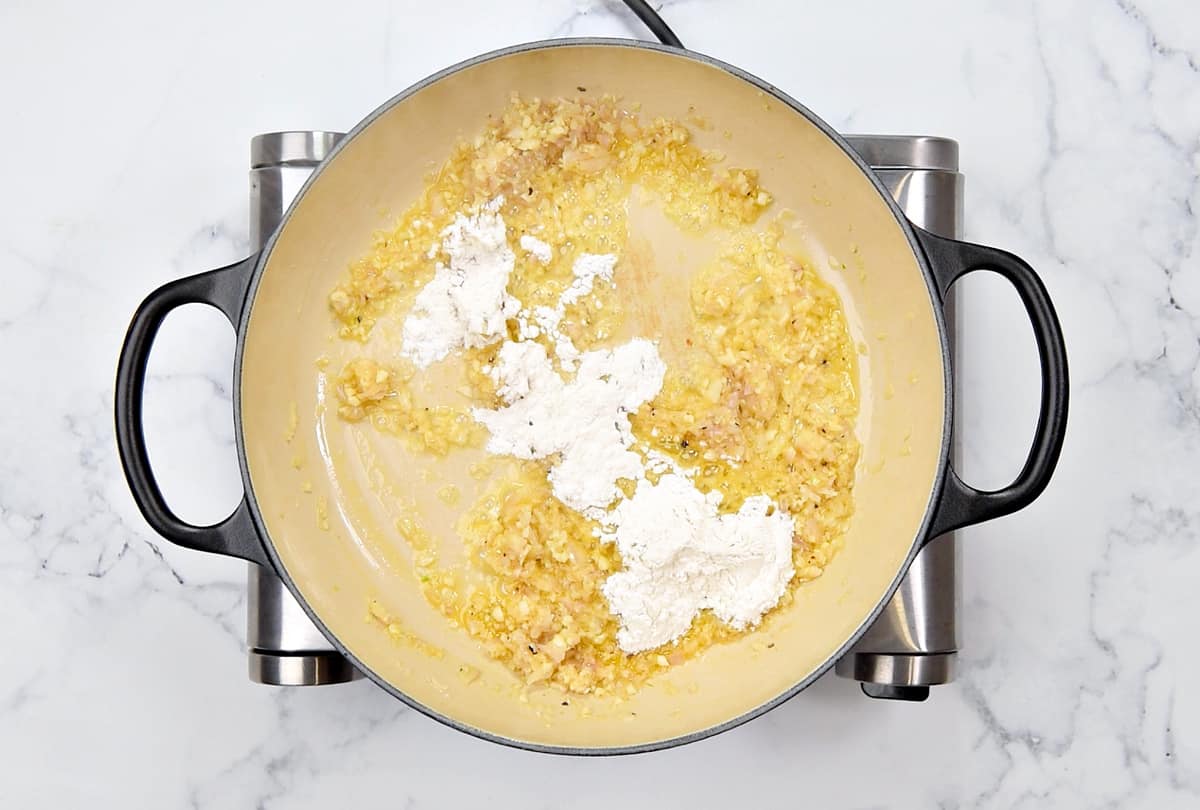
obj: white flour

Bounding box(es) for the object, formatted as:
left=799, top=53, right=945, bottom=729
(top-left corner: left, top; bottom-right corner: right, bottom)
left=401, top=200, right=518, bottom=368
left=534, top=305, right=582, bottom=371
left=599, top=474, right=795, bottom=652
left=561, top=252, right=617, bottom=306
left=473, top=338, right=666, bottom=519
left=513, top=252, right=617, bottom=372
left=519, top=234, right=553, bottom=263
left=404, top=202, right=795, bottom=653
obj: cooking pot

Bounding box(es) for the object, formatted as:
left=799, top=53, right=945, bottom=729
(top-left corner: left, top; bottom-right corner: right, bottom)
left=115, top=38, right=1067, bottom=754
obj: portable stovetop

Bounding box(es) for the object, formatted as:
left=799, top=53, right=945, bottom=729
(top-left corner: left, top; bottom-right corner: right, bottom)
left=242, top=129, right=964, bottom=702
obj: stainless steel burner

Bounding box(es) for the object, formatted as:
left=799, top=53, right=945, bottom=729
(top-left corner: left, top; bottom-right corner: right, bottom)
left=837, top=135, right=963, bottom=700
left=246, top=131, right=356, bottom=686
left=243, top=130, right=965, bottom=699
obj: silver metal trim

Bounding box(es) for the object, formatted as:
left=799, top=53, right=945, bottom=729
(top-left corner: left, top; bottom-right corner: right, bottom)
left=837, top=136, right=964, bottom=694
left=836, top=652, right=955, bottom=686
left=246, top=131, right=356, bottom=686
left=844, top=134, right=959, bottom=172
left=249, top=651, right=362, bottom=686
left=250, top=131, right=342, bottom=169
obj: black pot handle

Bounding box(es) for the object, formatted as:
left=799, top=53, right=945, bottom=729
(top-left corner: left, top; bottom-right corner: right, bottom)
left=914, top=226, right=1069, bottom=538
left=114, top=255, right=269, bottom=566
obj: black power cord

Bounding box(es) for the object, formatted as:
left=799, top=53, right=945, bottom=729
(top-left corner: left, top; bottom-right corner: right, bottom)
left=620, top=0, right=684, bottom=48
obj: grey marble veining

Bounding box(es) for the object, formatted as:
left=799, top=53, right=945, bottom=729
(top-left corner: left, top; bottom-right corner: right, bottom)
left=0, top=0, right=1197, bottom=806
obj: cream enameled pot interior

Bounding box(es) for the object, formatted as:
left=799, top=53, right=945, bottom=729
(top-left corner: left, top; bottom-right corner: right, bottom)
left=238, top=42, right=947, bottom=751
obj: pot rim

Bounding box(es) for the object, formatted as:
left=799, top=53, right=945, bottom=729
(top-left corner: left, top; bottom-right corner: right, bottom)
left=233, top=36, right=953, bottom=755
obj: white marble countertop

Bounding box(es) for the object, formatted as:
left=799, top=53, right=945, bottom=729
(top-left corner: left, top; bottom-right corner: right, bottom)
left=2, top=0, right=1197, bottom=806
